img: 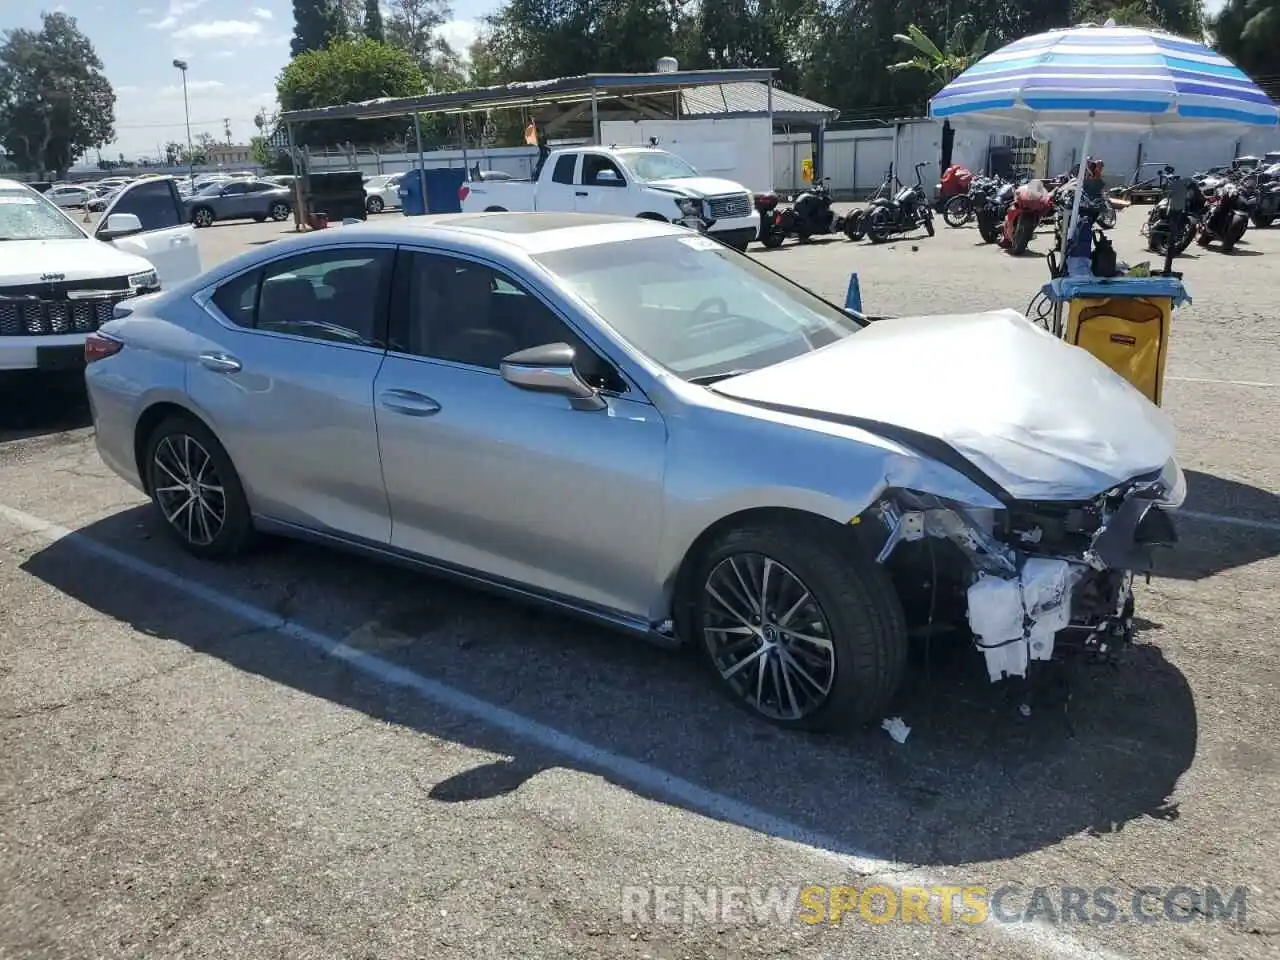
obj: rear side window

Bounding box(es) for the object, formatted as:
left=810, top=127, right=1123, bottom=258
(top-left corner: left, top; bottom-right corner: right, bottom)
left=109, top=180, right=182, bottom=231
left=211, top=270, right=260, bottom=328
left=552, top=155, right=576, bottom=185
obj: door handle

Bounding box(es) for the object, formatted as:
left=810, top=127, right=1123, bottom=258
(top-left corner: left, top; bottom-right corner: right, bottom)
left=199, top=352, right=241, bottom=373
left=574, top=191, right=588, bottom=197
left=379, top=389, right=441, bottom=416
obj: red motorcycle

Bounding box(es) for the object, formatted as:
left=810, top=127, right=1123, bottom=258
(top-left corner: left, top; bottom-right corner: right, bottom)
left=935, top=164, right=973, bottom=211
left=754, top=192, right=786, bottom=248
left=1000, top=179, right=1055, bottom=255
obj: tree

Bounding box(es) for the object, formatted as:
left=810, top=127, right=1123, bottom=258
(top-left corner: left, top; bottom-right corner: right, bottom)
left=364, top=0, right=385, bottom=41
left=888, top=22, right=989, bottom=87
left=1211, top=0, right=1280, bottom=80
left=385, top=0, right=452, bottom=77
left=1072, top=0, right=1203, bottom=35
left=276, top=37, right=426, bottom=146
left=0, top=12, right=115, bottom=177
left=291, top=0, right=347, bottom=56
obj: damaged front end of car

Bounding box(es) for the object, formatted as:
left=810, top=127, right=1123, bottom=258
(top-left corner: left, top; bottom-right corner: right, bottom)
left=867, top=460, right=1184, bottom=682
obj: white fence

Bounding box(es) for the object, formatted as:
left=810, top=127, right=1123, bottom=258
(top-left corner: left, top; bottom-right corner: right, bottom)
left=302, top=119, right=1280, bottom=199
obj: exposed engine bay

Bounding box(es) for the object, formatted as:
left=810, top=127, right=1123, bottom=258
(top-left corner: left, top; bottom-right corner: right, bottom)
left=868, top=467, right=1181, bottom=682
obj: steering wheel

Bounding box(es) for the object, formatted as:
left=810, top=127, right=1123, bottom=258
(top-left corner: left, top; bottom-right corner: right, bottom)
left=691, top=297, right=729, bottom=324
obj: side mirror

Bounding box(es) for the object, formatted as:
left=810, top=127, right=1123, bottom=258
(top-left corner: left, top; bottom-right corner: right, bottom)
left=594, top=169, right=622, bottom=185
left=98, top=212, right=143, bottom=239
left=499, top=342, right=606, bottom=411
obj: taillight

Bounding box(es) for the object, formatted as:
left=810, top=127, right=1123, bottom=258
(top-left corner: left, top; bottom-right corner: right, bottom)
left=85, top=332, right=123, bottom=363
left=458, top=184, right=470, bottom=202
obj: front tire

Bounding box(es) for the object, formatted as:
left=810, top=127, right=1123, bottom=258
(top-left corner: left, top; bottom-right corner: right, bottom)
left=1010, top=213, right=1036, bottom=255
left=144, top=415, right=254, bottom=560
left=942, top=194, right=972, bottom=228
left=191, top=206, right=214, bottom=228
left=269, top=201, right=290, bottom=222
left=367, top=196, right=384, bottom=214
left=694, top=520, right=908, bottom=730
left=922, top=210, right=936, bottom=237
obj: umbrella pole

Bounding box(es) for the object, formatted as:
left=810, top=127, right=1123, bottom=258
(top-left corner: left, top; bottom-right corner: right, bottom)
left=1062, top=116, right=1094, bottom=272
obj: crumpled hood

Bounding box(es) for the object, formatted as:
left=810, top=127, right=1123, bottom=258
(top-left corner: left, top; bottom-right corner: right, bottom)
left=645, top=176, right=750, bottom=199
left=0, top=237, right=151, bottom=285
left=712, top=309, right=1178, bottom=502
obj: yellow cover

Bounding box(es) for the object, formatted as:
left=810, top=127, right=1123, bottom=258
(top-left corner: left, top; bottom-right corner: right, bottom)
left=1066, top=295, right=1172, bottom=406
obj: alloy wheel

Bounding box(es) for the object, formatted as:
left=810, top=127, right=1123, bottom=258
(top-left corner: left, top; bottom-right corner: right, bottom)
left=194, top=207, right=213, bottom=227
left=702, top=552, right=837, bottom=721
left=152, top=433, right=226, bottom=547
left=270, top=202, right=290, bottom=221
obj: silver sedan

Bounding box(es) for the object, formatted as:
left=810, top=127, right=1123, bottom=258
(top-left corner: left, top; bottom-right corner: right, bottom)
left=84, top=212, right=1185, bottom=730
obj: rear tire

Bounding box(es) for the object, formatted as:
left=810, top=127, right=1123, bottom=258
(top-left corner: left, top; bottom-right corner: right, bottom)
left=761, top=230, right=785, bottom=249
left=367, top=196, right=384, bottom=214
left=143, top=415, right=254, bottom=560
left=191, top=206, right=214, bottom=228
left=1252, top=214, right=1275, bottom=228
left=693, top=519, right=908, bottom=730
left=269, top=201, right=290, bottom=222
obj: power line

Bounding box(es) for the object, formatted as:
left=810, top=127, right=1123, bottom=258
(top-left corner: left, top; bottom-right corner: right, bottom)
left=112, top=115, right=262, bottom=130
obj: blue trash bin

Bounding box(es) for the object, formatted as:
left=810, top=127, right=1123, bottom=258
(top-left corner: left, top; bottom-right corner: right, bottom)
left=398, top=170, right=426, bottom=216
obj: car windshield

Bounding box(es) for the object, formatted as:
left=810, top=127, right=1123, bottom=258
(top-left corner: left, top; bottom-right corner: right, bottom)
left=533, top=233, right=864, bottom=382
left=0, top=188, right=85, bottom=241
left=619, top=151, right=700, bottom=182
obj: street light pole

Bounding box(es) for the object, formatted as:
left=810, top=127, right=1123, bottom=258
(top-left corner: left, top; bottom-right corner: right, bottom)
left=173, top=59, right=193, bottom=184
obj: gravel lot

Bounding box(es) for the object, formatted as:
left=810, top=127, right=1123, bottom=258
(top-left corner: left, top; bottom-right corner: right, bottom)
left=2, top=209, right=1278, bottom=959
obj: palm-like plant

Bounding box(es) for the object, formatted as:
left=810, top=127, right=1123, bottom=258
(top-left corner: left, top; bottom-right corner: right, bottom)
left=888, top=23, right=989, bottom=87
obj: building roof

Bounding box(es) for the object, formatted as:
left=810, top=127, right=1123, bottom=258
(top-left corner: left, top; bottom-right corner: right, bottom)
left=278, top=69, right=779, bottom=124
left=679, top=82, right=840, bottom=124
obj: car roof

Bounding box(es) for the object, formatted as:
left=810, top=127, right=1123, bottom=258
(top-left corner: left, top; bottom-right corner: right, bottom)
left=0, top=178, right=36, bottom=191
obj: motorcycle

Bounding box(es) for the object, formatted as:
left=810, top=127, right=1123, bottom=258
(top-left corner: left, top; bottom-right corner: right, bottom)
left=942, top=173, right=1005, bottom=228
left=861, top=162, right=935, bottom=243
left=1239, top=168, right=1280, bottom=228
left=781, top=178, right=845, bottom=243
left=843, top=166, right=901, bottom=242
left=999, top=178, right=1055, bottom=255
left=754, top=192, right=787, bottom=248
left=1197, top=180, right=1250, bottom=252
left=1142, top=170, right=1205, bottom=257
left=935, top=164, right=974, bottom=212
left=974, top=179, right=1015, bottom=244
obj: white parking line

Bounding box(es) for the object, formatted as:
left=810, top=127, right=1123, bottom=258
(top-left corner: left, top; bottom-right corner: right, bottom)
left=0, top=500, right=1122, bottom=960
left=1166, top=376, right=1277, bottom=388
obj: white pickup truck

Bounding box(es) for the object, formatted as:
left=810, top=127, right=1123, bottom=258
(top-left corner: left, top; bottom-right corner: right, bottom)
left=459, top=146, right=760, bottom=251
left=0, top=176, right=202, bottom=372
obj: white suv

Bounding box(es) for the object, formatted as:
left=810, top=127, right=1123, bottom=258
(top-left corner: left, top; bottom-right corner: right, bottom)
left=0, top=177, right=202, bottom=372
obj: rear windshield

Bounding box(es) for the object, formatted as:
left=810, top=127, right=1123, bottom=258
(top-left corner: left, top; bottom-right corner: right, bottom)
left=0, top=188, right=85, bottom=241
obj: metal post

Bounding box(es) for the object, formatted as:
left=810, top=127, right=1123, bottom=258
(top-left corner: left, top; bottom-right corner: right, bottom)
left=173, top=60, right=194, bottom=186
left=413, top=111, right=426, bottom=213
left=459, top=113, right=470, bottom=177
left=591, top=89, right=600, bottom=145
left=286, top=121, right=302, bottom=231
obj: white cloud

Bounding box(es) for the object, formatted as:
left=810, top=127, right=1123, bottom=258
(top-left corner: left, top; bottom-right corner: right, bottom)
left=148, top=0, right=209, bottom=30
left=173, top=19, right=263, bottom=40
left=115, top=84, right=141, bottom=94
left=250, top=6, right=272, bottom=19
left=150, top=15, right=178, bottom=29
left=158, top=78, right=226, bottom=95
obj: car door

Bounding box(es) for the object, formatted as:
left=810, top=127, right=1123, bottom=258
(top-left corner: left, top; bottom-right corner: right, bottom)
left=574, top=153, right=631, bottom=216
left=188, top=244, right=395, bottom=543
left=539, top=153, right=580, bottom=210
left=96, top=178, right=202, bottom=285
left=215, top=181, right=253, bottom=219
left=372, top=248, right=668, bottom=619
left=242, top=182, right=279, bottom=217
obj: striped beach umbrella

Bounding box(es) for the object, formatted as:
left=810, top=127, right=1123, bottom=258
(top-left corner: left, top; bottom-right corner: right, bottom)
left=929, top=22, right=1279, bottom=137
left=927, top=21, right=1278, bottom=265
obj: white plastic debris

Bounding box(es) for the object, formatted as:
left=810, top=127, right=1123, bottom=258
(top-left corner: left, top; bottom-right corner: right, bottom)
left=967, top=575, right=1027, bottom=682
left=1020, top=558, right=1076, bottom=664
left=881, top=717, right=912, bottom=744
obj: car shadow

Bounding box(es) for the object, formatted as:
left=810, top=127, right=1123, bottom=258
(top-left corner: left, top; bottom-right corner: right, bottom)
left=0, top=372, right=92, bottom=444
left=19, top=506, right=1198, bottom=867
left=1156, top=469, right=1280, bottom=580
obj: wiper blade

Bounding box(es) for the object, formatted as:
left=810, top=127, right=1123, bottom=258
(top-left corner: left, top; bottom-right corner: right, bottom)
left=688, top=369, right=754, bottom=385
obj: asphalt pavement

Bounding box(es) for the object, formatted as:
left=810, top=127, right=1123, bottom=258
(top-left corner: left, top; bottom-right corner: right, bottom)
left=1, top=209, right=1277, bottom=959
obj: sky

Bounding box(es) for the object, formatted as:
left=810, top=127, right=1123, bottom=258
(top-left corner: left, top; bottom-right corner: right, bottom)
left=10, top=0, right=492, bottom=161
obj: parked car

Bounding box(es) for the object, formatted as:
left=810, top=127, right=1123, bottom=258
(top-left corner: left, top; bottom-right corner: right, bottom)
left=459, top=146, right=760, bottom=251
left=87, top=185, right=124, bottom=212
left=45, top=184, right=94, bottom=208
left=83, top=212, right=1184, bottom=730
left=0, top=176, right=201, bottom=372
left=183, top=179, right=293, bottom=227
left=363, top=173, right=403, bottom=213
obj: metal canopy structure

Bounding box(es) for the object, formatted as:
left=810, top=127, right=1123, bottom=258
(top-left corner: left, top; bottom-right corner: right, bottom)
left=679, top=82, right=839, bottom=125
left=277, top=69, right=779, bottom=124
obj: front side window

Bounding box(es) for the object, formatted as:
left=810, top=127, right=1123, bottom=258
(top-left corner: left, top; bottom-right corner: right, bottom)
left=581, top=155, right=625, bottom=186
left=107, top=180, right=182, bottom=231
left=619, top=151, right=699, bottom=182
left=533, top=234, right=864, bottom=383
left=393, top=251, right=624, bottom=391
left=210, top=247, right=392, bottom=346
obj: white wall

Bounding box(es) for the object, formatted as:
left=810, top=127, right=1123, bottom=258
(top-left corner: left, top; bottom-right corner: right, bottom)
left=305, top=120, right=1280, bottom=199
left=599, top=117, right=774, bottom=194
